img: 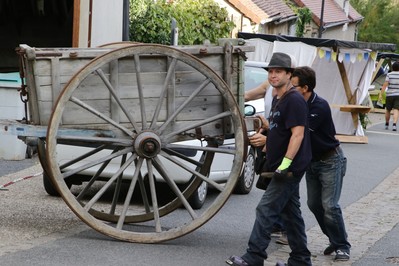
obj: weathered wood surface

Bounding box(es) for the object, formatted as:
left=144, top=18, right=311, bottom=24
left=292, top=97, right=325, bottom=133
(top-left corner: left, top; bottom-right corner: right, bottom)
left=19, top=44, right=253, bottom=136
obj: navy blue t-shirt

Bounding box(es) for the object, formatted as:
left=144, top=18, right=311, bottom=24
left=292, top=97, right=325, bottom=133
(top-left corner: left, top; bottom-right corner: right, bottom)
left=266, top=88, right=312, bottom=176
left=307, top=92, right=340, bottom=157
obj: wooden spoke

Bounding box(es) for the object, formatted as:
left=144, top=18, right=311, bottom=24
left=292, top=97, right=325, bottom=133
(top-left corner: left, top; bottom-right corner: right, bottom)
left=70, top=96, right=134, bottom=137
left=150, top=58, right=177, bottom=129
left=96, top=69, right=140, bottom=132
left=45, top=44, right=245, bottom=243
left=157, top=78, right=211, bottom=134
left=162, top=110, right=232, bottom=142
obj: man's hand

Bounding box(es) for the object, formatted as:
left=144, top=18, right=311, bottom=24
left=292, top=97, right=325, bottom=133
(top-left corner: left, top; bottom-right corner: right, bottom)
left=248, top=132, right=267, bottom=147
left=273, top=157, right=292, bottom=178
left=277, top=157, right=292, bottom=171
left=257, top=115, right=270, bottom=130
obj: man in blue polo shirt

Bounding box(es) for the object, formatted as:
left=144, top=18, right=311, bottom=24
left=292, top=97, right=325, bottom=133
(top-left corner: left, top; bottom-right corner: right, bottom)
left=226, top=53, right=312, bottom=266
left=292, top=66, right=351, bottom=261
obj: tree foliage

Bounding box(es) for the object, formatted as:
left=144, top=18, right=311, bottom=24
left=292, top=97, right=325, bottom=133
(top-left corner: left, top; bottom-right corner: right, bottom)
left=129, top=0, right=235, bottom=45
left=294, top=7, right=312, bottom=37
left=350, top=0, right=399, bottom=52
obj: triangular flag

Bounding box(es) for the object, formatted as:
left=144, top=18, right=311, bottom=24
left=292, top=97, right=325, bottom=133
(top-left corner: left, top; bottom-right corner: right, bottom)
left=350, top=53, right=356, bottom=63
left=332, top=51, right=337, bottom=62
left=319, top=49, right=326, bottom=58
left=371, top=51, right=377, bottom=60
left=345, top=53, right=351, bottom=62
left=338, top=53, right=344, bottom=62
left=357, top=53, right=363, bottom=61
left=364, top=53, right=369, bottom=61
left=325, top=50, right=331, bottom=61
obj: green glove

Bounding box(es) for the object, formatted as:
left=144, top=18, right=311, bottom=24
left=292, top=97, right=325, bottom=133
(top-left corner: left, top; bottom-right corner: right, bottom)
left=277, top=157, right=292, bottom=171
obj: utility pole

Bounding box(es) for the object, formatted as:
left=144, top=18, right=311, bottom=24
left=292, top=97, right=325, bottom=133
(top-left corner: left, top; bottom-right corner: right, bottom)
left=318, top=0, right=325, bottom=38
left=122, top=0, right=130, bottom=41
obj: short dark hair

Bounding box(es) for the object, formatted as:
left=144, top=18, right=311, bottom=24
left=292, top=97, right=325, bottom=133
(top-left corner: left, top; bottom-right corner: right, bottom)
left=292, top=66, right=316, bottom=92
left=393, top=62, right=399, bottom=71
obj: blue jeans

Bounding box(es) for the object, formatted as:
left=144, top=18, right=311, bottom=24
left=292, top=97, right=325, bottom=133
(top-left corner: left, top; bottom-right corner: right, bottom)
left=242, top=175, right=312, bottom=266
left=306, top=146, right=351, bottom=253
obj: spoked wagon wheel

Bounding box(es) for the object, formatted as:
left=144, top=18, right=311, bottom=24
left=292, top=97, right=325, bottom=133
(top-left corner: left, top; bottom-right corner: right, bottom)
left=46, top=44, right=245, bottom=243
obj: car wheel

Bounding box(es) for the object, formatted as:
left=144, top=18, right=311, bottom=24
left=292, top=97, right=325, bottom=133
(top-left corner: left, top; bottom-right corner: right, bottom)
left=234, top=147, right=255, bottom=194
left=188, top=181, right=208, bottom=209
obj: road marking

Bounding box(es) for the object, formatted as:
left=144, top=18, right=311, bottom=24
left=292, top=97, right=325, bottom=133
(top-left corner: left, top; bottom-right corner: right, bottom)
left=264, top=167, right=399, bottom=266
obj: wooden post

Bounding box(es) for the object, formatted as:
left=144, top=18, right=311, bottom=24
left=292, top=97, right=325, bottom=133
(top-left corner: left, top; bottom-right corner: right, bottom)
left=336, top=60, right=360, bottom=129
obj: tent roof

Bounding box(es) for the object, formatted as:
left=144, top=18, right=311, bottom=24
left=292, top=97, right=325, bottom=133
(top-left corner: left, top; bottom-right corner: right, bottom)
left=238, top=32, right=397, bottom=51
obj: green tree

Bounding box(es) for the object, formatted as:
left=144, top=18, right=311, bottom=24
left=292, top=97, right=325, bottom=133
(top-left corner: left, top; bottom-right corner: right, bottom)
left=294, top=7, right=312, bottom=37
left=350, top=0, right=399, bottom=52
left=129, top=0, right=235, bottom=45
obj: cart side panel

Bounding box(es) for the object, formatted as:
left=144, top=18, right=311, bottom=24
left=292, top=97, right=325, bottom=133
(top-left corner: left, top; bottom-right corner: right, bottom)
left=21, top=44, right=251, bottom=140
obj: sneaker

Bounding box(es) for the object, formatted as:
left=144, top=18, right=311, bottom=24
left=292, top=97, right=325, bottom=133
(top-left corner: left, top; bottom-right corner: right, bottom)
left=393, top=125, right=397, bottom=131
left=275, top=262, right=287, bottom=266
left=226, top=255, right=249, bottom=266
left=323, top=244, right=335, bottom=255
left=276, top=233, right=289, bottom=245
left=334, top=250, right=350, bottom=261
left=385, top=124, right=389, bottom=130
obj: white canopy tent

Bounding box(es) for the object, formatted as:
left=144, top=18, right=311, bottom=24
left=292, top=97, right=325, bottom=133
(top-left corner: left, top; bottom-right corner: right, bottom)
left=239, top=33, right=396, bottom=142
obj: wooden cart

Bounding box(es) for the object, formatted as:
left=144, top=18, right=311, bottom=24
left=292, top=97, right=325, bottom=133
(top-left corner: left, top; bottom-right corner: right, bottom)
left=9, top=42, right=255, bottom=243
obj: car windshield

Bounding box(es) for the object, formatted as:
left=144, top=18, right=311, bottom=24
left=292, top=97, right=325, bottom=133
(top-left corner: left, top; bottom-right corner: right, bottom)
left=244, top=65, right=268, bottom=92
left=244, top=64, right=269, bottom=116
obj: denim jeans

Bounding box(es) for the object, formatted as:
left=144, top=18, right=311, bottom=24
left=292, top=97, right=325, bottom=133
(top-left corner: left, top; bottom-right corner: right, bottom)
left=242, top=175, right=312, bottom=266
left=306, top=146, right=351, bottom=253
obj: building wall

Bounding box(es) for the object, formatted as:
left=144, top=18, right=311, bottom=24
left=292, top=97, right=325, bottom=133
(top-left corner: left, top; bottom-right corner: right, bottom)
left=260, top=21, right=296, bottom=36
left=214, top=0, right=257, bottom=37
left=303, top=21, right=357, bottom=41
left=77, top=0, right=123, bottom=47
left=321, top=24, right=357, bottom=41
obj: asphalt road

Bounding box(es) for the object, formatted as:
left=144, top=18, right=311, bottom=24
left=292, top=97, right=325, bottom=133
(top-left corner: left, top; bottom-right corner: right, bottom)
left=1, top=113, right=399, bottom=266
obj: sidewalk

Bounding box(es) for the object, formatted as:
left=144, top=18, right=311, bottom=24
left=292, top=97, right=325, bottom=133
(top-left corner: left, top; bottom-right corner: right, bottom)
left=265, top=165, right=399, bottom=266
left=265, top=111, right=399, bottom=266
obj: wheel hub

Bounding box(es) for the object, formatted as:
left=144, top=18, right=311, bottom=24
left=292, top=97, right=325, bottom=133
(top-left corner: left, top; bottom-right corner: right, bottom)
left=134, top=131, right=161, bottom=158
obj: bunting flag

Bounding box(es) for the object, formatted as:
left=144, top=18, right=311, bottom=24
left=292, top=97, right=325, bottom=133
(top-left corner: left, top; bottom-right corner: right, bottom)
left=325, top=50, right=331, bottom=61
left=338, top=53, right=344, bottom=63
left=371, top=51, right=377, bottom=60
left=317, top=48, right=375, bottom=63
left=332, top=51, right=337, bottom=62
left=319, top=48, right=325, bottom=58
left=350, top=53, right=356, bottom=63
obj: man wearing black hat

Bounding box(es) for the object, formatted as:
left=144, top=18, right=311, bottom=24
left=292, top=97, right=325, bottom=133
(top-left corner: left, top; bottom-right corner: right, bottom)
left=227, top=52, right=312, bottom=266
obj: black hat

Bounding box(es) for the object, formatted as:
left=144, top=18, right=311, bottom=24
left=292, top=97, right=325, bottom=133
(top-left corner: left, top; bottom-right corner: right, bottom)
left=264, top=52, right=296, bottom=70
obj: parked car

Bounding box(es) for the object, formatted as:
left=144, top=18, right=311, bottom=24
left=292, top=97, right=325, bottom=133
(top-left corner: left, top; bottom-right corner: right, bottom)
left=43, top=61, right=269, bottom=209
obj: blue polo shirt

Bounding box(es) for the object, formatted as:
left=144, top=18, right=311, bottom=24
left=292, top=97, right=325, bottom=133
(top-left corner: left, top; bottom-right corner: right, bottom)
left=266, top=88, right=312, bottom=177
left=307, top=92, right=339, bottom=158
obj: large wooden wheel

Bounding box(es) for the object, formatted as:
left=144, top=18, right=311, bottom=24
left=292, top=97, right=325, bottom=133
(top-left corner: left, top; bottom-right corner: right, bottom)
left=45, top=44, right=245, bottom=243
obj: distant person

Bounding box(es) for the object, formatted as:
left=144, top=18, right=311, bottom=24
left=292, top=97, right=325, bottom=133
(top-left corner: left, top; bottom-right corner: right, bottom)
left=380, top=61, right=399, bottom=131
left=226, top=52, right=312, bottom=266
left=292, top=66, right=351, bottom=261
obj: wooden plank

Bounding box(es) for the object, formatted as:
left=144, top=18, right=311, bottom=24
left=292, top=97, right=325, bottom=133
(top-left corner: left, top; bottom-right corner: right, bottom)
left=22, top=43, right=246, bottom=128
left=339, top=105, right=371, bottom=114
left=336, top=135, right=368, bottom=144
